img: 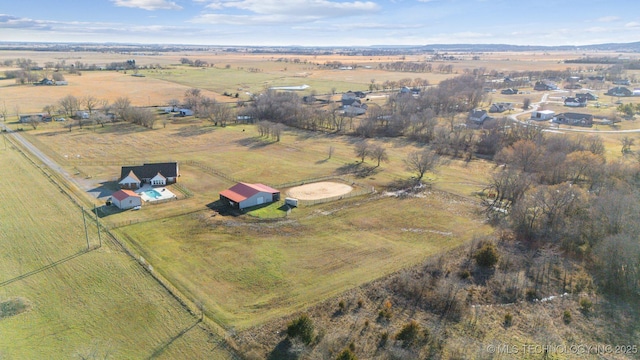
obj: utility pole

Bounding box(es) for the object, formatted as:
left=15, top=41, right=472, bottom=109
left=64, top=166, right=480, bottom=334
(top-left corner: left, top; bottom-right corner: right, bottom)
left=82, top=207, right=89, bottom=250
left=94, top=205, right=102, bottom=247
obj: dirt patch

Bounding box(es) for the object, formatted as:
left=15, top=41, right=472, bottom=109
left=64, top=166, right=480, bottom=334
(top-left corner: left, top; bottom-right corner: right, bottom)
left=0, top=297, right=31, bottom=319
left=287, top=181, right=353, bottom=200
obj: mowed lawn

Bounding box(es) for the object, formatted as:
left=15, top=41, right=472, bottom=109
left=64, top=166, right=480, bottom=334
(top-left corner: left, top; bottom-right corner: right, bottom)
left=0, top=146, right=235, bottom=359
left=119, top=192, right=492, bottom=329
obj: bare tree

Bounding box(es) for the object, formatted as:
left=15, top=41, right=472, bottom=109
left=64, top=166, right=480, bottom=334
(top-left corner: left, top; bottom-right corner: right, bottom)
left=620, top=136, right=634, bottom=154
left=112, top=97, right=131, bottom=122
left=370, top=144, right=388, bottom=167
left=404, top=149, right=441, bottom=182
left=28, top=115, right=41, bottom=130
left=83, top=95, right=99, bottom=115
left=42, top=104, right=56, bottom=117
left=354, top=140, right=370, bottom=162
left=58, top=95, right=79, bottom=116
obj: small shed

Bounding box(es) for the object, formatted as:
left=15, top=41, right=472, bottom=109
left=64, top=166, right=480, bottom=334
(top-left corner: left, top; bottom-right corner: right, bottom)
left=112, top=189, right=142, bottom=210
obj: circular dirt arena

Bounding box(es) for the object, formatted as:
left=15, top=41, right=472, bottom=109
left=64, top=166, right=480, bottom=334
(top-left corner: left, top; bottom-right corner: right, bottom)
left=287, top=182, right=353, bottom=200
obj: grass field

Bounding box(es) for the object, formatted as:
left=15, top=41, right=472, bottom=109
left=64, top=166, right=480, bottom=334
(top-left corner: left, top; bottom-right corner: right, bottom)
left=119, top=192, right=492, bottom=329
left=3, top=49, right=640, bottom=352
left=0, top=142, right=236, bottom=359
left=15, top=118, right=494, bottom=330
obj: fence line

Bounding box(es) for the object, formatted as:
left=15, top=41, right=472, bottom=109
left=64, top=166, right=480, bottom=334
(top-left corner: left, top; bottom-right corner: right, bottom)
left=5, top=135, right=240, bottom=359
left=184, top=160, right=239, bottom=183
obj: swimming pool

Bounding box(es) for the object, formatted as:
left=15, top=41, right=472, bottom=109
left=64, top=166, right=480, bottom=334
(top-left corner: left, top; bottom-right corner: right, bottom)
left=143, top=189, right=162, bottom=199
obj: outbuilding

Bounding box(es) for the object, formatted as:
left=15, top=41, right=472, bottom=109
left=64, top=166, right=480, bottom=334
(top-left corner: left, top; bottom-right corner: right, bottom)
left=530, top=110, right=555, bottom=121
left=219, top=183, right=280, bottom=210
left=111, top=189, right=142, bottom=210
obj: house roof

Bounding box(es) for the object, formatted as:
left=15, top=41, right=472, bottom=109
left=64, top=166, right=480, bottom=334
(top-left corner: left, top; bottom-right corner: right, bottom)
left=559, top=112, right=593, bottom=120
left=112, top=189, right=140, bottom=201
left=120, top=170, right=141, bottom=183
left=219, top=182, right=280, bottom=203
left=120, top=162, right=178, bottom=180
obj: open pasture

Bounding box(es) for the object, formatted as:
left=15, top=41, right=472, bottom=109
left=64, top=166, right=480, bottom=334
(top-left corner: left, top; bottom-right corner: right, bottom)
left=0, top=142, right=235, bottom=359
left=119, top=191, right=492, bottom=329
left=0, top=70, right=223, bottom=114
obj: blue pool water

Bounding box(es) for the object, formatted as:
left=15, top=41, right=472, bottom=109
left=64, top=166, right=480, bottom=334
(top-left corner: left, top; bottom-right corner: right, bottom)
left=144, top=189, right=162, bottom=199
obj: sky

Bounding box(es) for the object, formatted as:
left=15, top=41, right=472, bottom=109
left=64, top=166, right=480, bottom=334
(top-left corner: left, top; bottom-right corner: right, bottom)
left=1, top=0, right=639, bottom=47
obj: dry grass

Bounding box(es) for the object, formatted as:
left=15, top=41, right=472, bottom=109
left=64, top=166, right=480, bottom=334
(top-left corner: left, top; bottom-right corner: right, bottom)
left=0, top=141, right=235, bottom=359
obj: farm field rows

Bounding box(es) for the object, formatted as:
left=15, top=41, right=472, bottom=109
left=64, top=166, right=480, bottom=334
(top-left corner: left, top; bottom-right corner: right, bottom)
left=0, top=142, right=235, bottom=359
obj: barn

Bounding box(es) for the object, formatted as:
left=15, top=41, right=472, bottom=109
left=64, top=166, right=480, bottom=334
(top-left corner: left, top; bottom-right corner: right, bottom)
left=111, top=189, right=142, bottom=210
left=219, top=183, right=280, bottom=210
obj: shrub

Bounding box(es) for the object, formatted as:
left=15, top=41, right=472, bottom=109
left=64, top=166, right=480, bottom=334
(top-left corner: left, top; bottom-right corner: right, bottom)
left=525, top=288, right=537, bottom=301
left=377, top=299, right=393, bottom=321
left=357, top=298, right=364, bottom=308
left=379, top=331, right=389, bottom=347
left=286, top=314, right=315, bottom=345
left=396, top=320, right=423, bottom=347
left=474, top=242, right=500, bottom=268
left=338, top=300, right=346, bottom=312
left=336, top=348, right=357, bottom=360
left=579, top=298, right=593, bottom=314
left=459, top=269, right=471, bottom=280
left=503, top=313, right=513, bottom=327
left=563, top=310, right=572, bottom=324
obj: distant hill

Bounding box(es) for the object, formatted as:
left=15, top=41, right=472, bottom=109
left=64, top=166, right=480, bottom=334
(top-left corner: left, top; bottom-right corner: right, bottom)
left=1, top=41, right=639, bottom=53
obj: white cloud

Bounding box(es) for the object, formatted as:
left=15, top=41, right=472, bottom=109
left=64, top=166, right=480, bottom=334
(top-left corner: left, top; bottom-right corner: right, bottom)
left=0, top=14, right=52, bottom=30
left=625, top=21, right=640, bottom=28
left=596, top=15, right=620, bottom=22
left=193, top=0, right=379, bottom=24
left=111, top=0, right=182, bottom=11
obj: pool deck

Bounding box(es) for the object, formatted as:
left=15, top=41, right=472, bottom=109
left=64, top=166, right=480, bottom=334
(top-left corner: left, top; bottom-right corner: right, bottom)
left=136, top=184, right=177, bottom=202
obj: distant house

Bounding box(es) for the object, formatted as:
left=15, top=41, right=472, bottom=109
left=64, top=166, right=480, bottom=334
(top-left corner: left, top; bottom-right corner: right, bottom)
left=111, top=189, right=142, bottom=210
left=613, top=79, right=631, bottom=86
left=530, top=110, right=555, bottom=121
left=76, top=111, right=89, bottom=119
left=500, top=88, right=518, bottom=95
left=605, top=86, right=633, bottom=97
left=564, top=97, right=587, bottom=107
left=37, top=78, right=54, bottom=86
left=552, top=113, right=593, bottom=127
left=634, top=88, right=640, bottom=96
left=469, top=109, right=490, bottom=124
left=489, top=102, right=514, bottom=113
left=119, top=162, right=179, bottom=189
left=19, top=114, right=44, bottom=123
left=219, top=182, right=281, bottom=210
left=534, top=81, right=558, bottom=91
left=178, top=109, right=194, bottom=116
left=341, top=92, right=360, bottom=106
left=576, top=92, right=598, bottom=101
left=587, top=75, right=605, bottom=81
left=342, top=103, right=367, bottom=116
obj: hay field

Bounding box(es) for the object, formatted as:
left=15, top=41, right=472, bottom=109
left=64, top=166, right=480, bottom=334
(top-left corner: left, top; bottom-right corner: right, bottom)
left=0, top=143, right=235, bottom=359
left=0, top=71, right=223, bottom=114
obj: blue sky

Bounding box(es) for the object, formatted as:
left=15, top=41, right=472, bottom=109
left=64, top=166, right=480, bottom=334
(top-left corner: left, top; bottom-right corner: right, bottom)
left=1, top=0, right=639, bottom=46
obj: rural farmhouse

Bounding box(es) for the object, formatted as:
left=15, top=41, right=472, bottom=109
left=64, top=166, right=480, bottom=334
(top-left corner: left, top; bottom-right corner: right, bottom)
left=119, top=162, right=179, bottom=189
left=219, top=183, right=281, bottom=210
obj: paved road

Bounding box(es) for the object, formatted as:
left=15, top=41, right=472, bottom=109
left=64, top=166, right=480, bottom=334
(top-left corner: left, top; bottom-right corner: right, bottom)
left=1, top=122, right=85, bottom=190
